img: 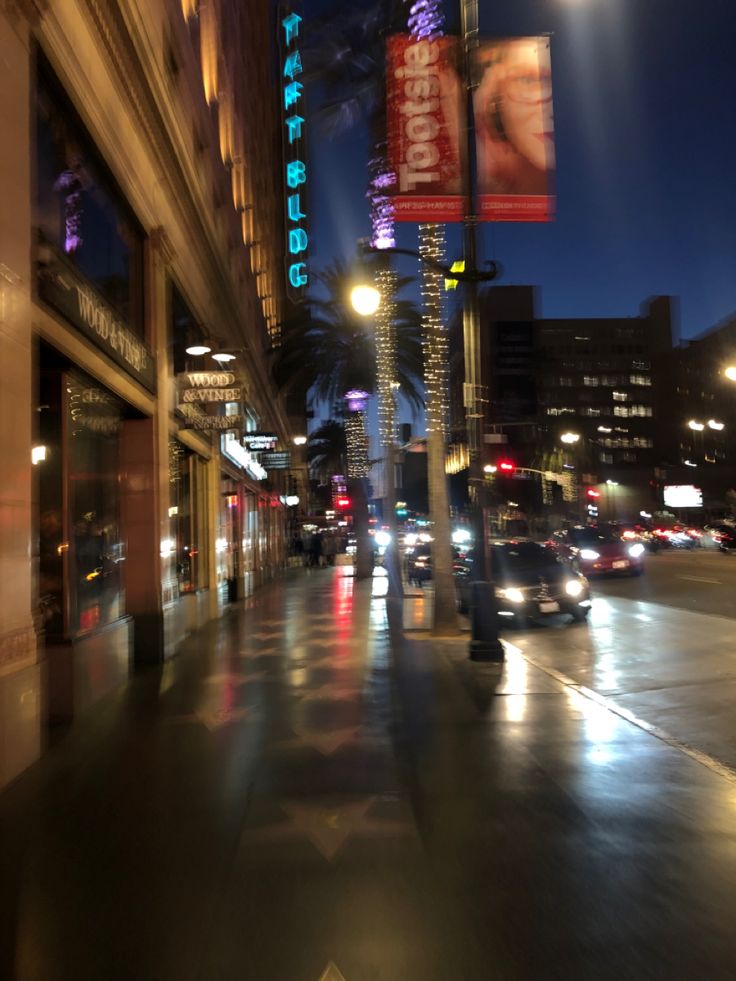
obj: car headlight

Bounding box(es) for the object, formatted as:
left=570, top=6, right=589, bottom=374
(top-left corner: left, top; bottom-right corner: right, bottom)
left=495, top=587, right=525, bottom=603
left=579, top=549, right=600, bottom=560
left=628, top=543, right=645, bottom=558
left=565, top=579, right=583, bottom=597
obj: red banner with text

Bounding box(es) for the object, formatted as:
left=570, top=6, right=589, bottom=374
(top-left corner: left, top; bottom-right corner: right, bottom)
left=386, top=35, right=466, bottom=223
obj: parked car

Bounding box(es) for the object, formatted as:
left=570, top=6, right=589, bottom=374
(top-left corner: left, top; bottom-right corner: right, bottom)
left=547, top=525, right=645, bottom=576
left=454, top=540, right=591, bottom=625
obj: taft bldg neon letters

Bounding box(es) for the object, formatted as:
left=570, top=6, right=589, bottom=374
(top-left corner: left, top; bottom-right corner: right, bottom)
left=281, top=8, right=308, bottom=296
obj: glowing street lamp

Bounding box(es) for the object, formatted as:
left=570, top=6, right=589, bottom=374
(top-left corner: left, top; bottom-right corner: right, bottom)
left=688, top=419, right=705, bottom=432
left=350, top=284, right=380, bottom=317
left=560, top=432, right=580, bottom=444
left=708, top=419, right=725, bottom=431
left=724, top=366, right=736, bottom=382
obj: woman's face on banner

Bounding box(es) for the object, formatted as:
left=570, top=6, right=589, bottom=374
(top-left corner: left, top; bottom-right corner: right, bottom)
left=499, top=41, right=554, bottom=173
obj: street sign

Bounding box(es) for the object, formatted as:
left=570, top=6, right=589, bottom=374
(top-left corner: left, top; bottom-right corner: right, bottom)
left=261, top=451, right=291, bottom=469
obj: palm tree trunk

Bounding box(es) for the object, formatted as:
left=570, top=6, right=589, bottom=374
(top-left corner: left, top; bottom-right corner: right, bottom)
left=350, top=476, right=374, bottom=579
left=375, top=265, right=403, bottom=598
left=419, top=223, right=458, bottom=634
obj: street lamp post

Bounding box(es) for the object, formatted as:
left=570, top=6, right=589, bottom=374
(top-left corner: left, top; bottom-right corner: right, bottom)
left=357, top=239, right=502, bottom=657
left=349, top=273, right=403, bottom=597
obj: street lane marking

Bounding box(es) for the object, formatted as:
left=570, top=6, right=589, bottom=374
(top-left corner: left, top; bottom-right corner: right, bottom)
left=503, top=641, right=736, bottom=787
left=678, top=575, right=722, bottom=584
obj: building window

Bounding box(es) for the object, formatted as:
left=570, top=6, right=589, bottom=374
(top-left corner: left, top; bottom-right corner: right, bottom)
left=581, top=408, right=601, bottom=417
left=546, top=407, right=575, bottom=416
left=599, top=452, right=613, bottom=464
left=613, top=406, right=630, bottom=417
left=583, top=376, right=599, bottom=386
left=34, top=55, right=144, bottom=336
left=630, top=405, right=652, bottom=417
left=612, top=391, right=628, bottom=402
left=168, top=440, right=205, bottom=595
left=66, top=374, right=125, bottom=635
left=630, top=374, right=651, bottom=386
left=559, top=377, right=574, bottom=387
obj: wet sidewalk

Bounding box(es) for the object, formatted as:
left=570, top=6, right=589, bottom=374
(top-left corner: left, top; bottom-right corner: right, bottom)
left=2, top=566, right=736, bottom=980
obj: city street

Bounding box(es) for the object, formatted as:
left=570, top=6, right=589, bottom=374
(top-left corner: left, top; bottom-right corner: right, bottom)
left=592, top=547, right=736, bottom=620
left=508, top=548, right=736, bottom=774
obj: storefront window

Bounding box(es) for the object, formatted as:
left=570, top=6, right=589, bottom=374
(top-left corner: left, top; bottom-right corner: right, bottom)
left=66, top=374, right=125, bottom=635
left=34, top=55, right=144, bottom=335
left=218, top=477, right=240, bottom=600
left=169, top=440, right=204, bottom=594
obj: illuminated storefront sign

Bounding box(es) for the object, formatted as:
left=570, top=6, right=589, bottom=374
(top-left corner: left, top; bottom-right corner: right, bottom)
left=242, top=432, right=279, bottom=451
left=221, top=433, right=267, bottom=481
left=280, top=5, right=308, bottom=299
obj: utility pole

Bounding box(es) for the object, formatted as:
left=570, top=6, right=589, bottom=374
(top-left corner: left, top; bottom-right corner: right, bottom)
left=460, top=0, right=504, bottom=661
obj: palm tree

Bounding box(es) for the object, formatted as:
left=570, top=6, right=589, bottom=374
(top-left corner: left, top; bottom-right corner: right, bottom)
left=272, top=259, right=424, bottom=579
left=303, top=2, right=461, bottom=629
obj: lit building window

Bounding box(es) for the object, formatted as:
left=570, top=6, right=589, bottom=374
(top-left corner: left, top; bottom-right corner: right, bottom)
left=630, top=374, right=651, bottom=386
left=612, top=391, right=628, bottom=402
left=583, top=376, right=599, bottom=386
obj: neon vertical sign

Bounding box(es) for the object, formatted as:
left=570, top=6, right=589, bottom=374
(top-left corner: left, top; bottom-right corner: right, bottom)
left=280, top=5, right=308, bottom=300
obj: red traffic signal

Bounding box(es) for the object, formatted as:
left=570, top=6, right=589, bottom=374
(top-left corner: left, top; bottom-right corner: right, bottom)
left=586, top=488, right=600, bottom=498
left=498, top=460, right=515, bottom=474
left=336, top=496, right=351, bottom=509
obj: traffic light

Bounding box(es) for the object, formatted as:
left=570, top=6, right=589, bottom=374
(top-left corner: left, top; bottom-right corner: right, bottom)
left=586, top=488, right=600, bottom=499
left=498, top=460, right=515, bottom=474
left=336, top=496, right=351, bottom=510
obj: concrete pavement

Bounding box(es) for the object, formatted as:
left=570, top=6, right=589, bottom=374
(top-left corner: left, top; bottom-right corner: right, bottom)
left=2, top=565, right=736, bottom=980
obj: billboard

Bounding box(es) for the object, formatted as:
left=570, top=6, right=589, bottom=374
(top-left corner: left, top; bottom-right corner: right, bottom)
left=473, top=37, right=555, bottom=222
left=386, top=35, right=466, bottom=222
left=664, top=485, right=703, bottom=508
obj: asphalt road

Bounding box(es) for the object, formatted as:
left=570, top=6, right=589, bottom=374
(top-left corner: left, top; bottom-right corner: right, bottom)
left=509, top=545, right=736, bottom=775
left=591, top=546, right=736, bottom=619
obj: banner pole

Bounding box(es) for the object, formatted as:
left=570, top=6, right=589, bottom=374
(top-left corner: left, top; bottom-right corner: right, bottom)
left=460, top=0, right=504, bottom=661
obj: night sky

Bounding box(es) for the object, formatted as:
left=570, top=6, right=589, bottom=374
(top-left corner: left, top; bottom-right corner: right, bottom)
left=304, top=0, right=736, bottom=346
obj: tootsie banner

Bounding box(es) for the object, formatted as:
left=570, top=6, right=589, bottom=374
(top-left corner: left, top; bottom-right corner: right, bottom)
left=386, top=35, right=466, bottom=222
left=473, top=36, right=555, bottom=222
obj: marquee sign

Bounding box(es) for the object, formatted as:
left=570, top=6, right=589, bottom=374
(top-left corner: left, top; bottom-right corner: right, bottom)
left=177, top=370, right=242, bottom=405
left=279, top=3, right=309, bottom=300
